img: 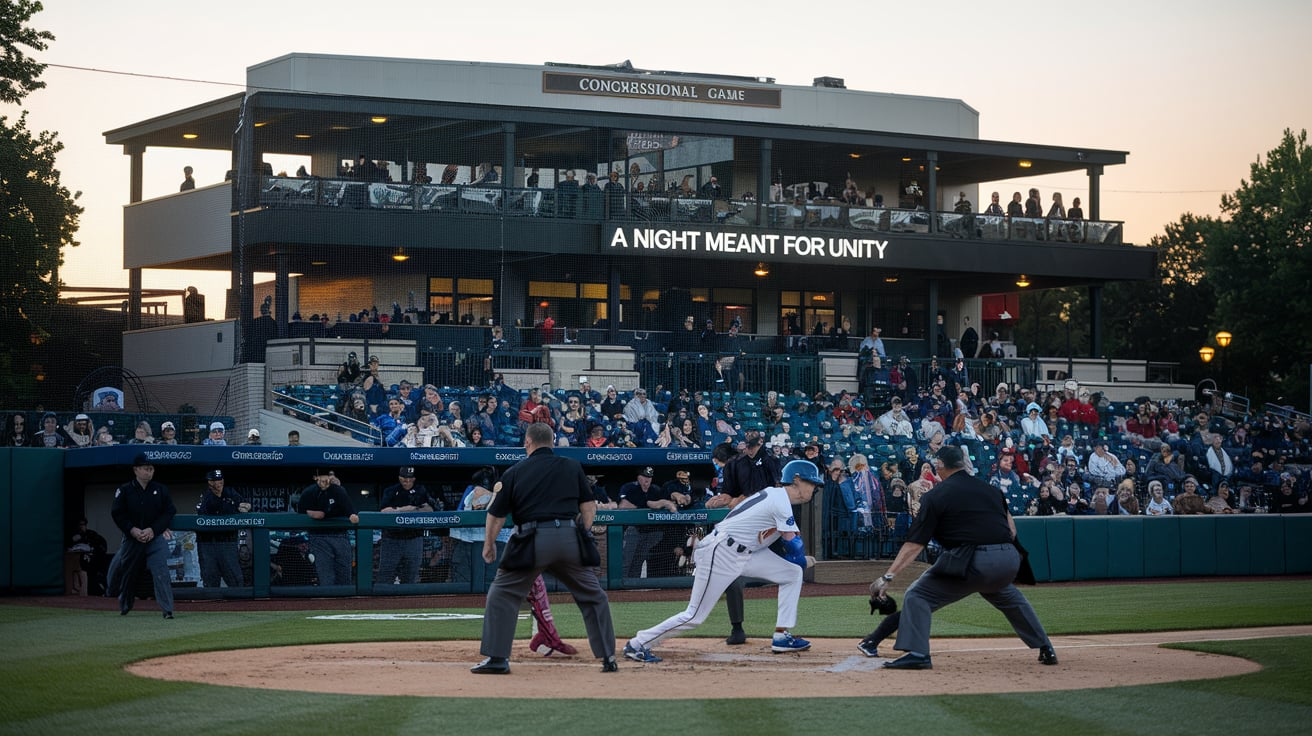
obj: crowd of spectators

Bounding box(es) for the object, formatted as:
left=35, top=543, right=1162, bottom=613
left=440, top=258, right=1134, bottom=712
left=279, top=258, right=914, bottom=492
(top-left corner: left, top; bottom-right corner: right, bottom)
left=1, top=411, right=252, bottom=448
left=288, top=351, right=1312, bottom=529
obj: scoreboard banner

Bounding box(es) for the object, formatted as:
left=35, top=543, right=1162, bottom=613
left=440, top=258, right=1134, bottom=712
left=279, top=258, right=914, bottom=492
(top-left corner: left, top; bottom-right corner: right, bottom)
left=61, top=445, right=713, bottom=469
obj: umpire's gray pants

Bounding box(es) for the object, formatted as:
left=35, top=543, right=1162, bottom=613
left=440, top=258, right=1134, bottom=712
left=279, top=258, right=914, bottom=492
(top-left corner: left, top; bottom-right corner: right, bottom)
left=309, top=534, right=353, bottom=586
left=894, top=543, right=1050, bottom=656
left=480, top=525, right=615, bottom=660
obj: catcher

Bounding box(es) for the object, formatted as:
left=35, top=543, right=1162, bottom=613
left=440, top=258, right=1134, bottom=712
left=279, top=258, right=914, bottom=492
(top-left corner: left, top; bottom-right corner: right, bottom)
left=857, top=588, right=900, bottom=657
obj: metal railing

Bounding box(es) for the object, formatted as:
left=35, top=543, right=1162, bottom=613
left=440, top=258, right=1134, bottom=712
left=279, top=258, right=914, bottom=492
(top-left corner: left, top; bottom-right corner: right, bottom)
left=256, top=175, right=1130, bottom=246
left=271, top=389, right=384, bottom=445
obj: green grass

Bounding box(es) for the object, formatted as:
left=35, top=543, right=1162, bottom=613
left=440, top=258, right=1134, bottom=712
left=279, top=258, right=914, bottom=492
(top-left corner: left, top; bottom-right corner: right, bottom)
left=2, top=580, right=1311, bottom=735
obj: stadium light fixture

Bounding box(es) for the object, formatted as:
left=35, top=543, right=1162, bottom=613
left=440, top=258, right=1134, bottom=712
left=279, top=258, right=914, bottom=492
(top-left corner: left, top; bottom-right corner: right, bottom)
left=371, top=116, right=388, bottom=124
left=391, top=248, right=409, bottom=262
left=1015, top=275, right=1031, bottom=288
left=754, top=262, right=769, bottom=277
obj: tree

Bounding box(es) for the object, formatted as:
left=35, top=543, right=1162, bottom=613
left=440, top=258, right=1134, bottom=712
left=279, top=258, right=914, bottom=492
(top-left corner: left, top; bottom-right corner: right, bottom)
left=0, top=0, right=81, bottom=407
left=0, top=1, right=51, bottom=104
left=1205, top=129, right=1312, bottom=407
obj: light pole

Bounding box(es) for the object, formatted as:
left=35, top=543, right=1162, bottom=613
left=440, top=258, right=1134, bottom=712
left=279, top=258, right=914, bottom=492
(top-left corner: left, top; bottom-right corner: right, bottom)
left=1215, top=330, right=1232, bottom=387
left=1059, top=302, right=1072, bottom=379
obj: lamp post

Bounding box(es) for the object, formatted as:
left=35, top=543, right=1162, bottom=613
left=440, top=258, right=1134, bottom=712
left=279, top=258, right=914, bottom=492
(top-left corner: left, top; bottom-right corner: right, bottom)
left=1215, top=330, right=1232, bottom=386
left=1059, top=302, right=1073, bottom=379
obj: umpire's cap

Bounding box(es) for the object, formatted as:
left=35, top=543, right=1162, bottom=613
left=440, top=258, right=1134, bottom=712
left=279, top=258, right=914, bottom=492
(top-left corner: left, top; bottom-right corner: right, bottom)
left=206, top=469, right=224, bottom=481
left=131, top=452, right=152, bottom=467
left=935, top=445, right=967, bottom=470
left=398, top=466, right=416, bottom=478
left=781, top=459, right=823, bottom=486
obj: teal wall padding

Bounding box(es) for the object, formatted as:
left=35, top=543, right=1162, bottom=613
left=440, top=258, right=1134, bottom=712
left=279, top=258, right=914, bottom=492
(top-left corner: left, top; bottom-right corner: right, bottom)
left=1142, top=517, right=1182, bottom=577
left=1106, top=517, right=1146, bottom=578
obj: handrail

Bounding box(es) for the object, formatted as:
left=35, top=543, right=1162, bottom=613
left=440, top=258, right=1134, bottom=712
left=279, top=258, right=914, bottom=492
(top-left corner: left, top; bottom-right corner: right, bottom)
left=256, top=175, right=1133, bottom=246
left=271, top=389, right=384, bottom=445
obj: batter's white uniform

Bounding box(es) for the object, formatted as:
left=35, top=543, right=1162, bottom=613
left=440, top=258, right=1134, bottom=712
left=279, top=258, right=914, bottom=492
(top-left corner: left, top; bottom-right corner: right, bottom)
left=631, top=486, right=803, bottom=649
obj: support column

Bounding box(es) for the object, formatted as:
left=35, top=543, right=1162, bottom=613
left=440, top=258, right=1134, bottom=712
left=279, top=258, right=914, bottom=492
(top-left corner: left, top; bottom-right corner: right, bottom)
left=926, top=279, right=940, bottom=358
left=758, top=139, right=772, bottom=226
left=1087, top=165, right=1103, bottom=221
left=608, top=262, right=621, bottom=344
left=502, top=123, right=516, bottom=193
left=926, top=151, right=939, bottom=233
left=275, top=253, right=290, bottom=339
left=233, top=95, right=256, bottom=363
left=1089, top=285, right=1103, bottom=358
left=126, top=144, right=145, bottom=330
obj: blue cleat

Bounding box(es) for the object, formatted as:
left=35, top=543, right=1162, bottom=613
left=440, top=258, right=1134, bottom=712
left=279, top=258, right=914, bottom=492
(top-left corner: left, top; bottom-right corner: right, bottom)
left=623, top=642, right=663, bottom=663
left=771, top=631, right=812, bottom=653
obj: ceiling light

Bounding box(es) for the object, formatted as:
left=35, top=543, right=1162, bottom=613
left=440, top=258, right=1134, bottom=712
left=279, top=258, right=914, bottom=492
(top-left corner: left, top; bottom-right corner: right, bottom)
left=1215, top=330, right=1232, bottom=348
left=254, top=121, right=268, bottom=127
left=900, top=157, right=912, bottom=162
left=1199, top=346, right=1215, bottom=363
left=182, top=133, right=198, bottom=140
left=753, top=262, right=769, bottom=277
left=391, top=248, right=409, bottom=262
left=310, top=260, right=328, bottom=266
left=294, top=134, right=311, bottom=139
left=1015, top=274, right=1031, bottom=288
left=330, top=125, right=353, bottom=131
left=1018, top=160, right=1033, bottom=168
left=813, top=294, right=827, bottom=301
left=371, top=116, right=388, bottom=124
left=884, top=275, right=899, bottom=284
left=848, top=153, right=861, bottom=159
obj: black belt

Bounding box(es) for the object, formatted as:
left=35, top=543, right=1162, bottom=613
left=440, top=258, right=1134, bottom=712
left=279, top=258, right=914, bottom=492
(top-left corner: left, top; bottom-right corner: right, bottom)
left=518, top=519, right=576, bottom=531
left=975, top=543, right=1014, bottom=551
left=722, top=536, right=748, bottom=554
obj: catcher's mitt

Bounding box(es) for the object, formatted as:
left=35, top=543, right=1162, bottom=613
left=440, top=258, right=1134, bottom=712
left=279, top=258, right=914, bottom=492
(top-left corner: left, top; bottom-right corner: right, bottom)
left=868, top=593, right=898, bottom=616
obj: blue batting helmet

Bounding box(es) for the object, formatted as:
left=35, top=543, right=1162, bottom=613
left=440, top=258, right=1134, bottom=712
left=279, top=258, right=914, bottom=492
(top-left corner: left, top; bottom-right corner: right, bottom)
left=781, top=459, right=824, bottom=486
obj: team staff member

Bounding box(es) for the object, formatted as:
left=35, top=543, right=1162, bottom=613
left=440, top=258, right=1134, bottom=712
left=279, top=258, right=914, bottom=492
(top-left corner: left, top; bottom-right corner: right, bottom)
left=195, top=469, right=250, bottom=589
left=623, top=460, right=821, bottom=663
left=378, top=466, right=435, bottom=585
left=106, top=453, right=178, bottom=618
left=298, top=468, right=360, bottom=586
left=710, top=431, right=782, bottom=645
left=471, top=423, right=618, bottom=675
left=874, top=446, right=1057, bottom=670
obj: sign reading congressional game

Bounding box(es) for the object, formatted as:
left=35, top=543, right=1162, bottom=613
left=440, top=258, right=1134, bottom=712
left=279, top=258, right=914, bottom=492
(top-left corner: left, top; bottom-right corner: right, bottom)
left=543, top=72, right=781, bottom=108
left=607, top=226, right=889, bottom=263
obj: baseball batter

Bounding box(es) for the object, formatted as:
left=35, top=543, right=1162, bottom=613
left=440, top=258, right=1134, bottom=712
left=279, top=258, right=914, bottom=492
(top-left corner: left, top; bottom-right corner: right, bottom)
left=624, top=460, right=821, bottom=662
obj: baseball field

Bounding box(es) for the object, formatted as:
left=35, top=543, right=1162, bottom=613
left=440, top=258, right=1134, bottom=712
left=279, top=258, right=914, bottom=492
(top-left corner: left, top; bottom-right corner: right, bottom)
left=3, top=579, right=1312, bottom=735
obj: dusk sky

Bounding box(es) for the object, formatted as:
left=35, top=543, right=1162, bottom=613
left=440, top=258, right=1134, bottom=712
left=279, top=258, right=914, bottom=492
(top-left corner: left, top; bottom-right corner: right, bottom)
left=16, top=0, right=1312, bottom=317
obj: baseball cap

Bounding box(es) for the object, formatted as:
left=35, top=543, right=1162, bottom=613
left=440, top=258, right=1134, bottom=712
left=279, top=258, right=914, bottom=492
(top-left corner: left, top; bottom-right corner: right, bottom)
left=207, top=469, right=224, bottom=480
left=398, top=466, right=416, bottom=478
left=634, top=387, right=647, bottom=396
left=996, top=382, right=1009, bottom=393
left=210, top=421, right=225, bottom=431
left=160, top=421, right=175, bottom=431
left=579, top=376, right=589, bottom=384
left=131, top=453, right=152, bottom=467
left=638, top=466, right=655, bottom=478
left=74, top=413, right=89, bottom=421
left=248, top=429, right=260, bottom=438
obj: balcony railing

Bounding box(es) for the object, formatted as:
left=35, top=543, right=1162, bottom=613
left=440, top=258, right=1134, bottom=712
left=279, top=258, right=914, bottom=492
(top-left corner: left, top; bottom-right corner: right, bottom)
left=256, top=176, right=1127, bottom=246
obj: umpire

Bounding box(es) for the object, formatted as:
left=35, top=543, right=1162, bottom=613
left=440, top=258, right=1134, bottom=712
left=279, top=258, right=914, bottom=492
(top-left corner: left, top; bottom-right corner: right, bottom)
left=378, top=466, right=435, bottom=585
left=106, top=453, right=177, bottom=618
left=471, top=423, right=618, bottom=675
left=298, top=468, right=359, bottom=586
left=874, top=445, right=1057, bottom=670
left=195, top=468, right=250, bottom=589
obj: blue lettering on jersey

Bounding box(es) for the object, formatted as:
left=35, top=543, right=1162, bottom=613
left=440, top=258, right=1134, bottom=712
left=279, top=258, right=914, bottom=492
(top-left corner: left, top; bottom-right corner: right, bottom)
left=785, top=516, right=795, bottom=526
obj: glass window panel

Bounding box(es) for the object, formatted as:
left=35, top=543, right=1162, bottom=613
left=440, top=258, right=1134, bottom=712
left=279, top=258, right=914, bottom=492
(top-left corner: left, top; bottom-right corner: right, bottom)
left=529, top=281, right=578, bottom=298
left=579, top=283, right=608, bottom=300
left=429, top=277, right=453, bottom=293
left=458, top=278, right=494, bottom=295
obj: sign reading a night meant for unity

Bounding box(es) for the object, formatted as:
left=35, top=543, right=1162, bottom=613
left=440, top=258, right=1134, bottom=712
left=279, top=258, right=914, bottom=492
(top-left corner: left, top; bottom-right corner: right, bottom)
left=543, top=71, right=781, bottom=108
left=607, top=226, right=889, bottom=262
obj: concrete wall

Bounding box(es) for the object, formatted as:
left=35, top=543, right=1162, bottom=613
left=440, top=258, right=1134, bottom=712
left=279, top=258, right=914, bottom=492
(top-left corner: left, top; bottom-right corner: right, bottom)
left=123, top=182, right=231, bottom=269
left=248, top=54, right=978, bottom=138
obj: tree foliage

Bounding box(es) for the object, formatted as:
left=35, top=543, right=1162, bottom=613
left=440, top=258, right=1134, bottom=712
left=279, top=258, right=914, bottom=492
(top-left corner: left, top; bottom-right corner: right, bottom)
left=1204, top=129, right=1312, bottom=406
left=1101, top=213, right=1218, bottom=366
left=0, top=0, right=80, bottom=407
left=0, top=0, right=51, bottom=104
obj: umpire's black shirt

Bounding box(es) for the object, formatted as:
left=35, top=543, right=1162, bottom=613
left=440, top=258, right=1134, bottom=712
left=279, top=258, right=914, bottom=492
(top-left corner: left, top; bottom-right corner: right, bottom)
left=906, top=471, right=1014, bottom=549
left=112, top=479, right=176, bottom=537
left=298, top=482, right=356, bottom=536
left=721, top=448, right=782, bottom=498
left=488, top=447, right=591, bottom=523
